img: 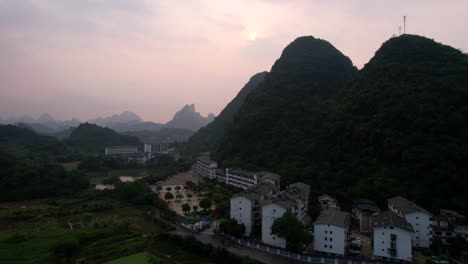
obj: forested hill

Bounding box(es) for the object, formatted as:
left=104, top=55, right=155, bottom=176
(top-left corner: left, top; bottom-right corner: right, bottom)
left=217, top=36, right=357, bottom=167
left=0, top=124, right=67, bottom=157
left=217, top=34, right=468, bottom=214
left=186, top=71, right=268, bottom=153
left=63, top=123, right=142, bottom=154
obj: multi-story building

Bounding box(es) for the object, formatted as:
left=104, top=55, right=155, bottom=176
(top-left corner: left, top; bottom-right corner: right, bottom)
left=314, top=209, right=350, bottom=255
left=261, top=183, right=310, bottom=248
left=215, top=169, right=227, bottom=183
left=372, top=211, right=413, bottom=262
left=226, top=169, right=281, bottom=190
left=230, top=183, right=279, bottom=236
left=195, top=153, right=218, bottom=179
left=433, top=210, right=468, bottom=243
left=387, top=196, right=433, bottom=248
left=105, top=146, right=139, bottom=155
left=353, top=199, right=380, bottom=233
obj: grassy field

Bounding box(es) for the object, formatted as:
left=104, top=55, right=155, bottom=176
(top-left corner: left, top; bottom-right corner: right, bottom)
left=104, top=252, right=154, bottom=264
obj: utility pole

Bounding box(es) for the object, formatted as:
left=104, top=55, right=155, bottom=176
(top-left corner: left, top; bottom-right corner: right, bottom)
left=403, top=16, right=406, bottom=34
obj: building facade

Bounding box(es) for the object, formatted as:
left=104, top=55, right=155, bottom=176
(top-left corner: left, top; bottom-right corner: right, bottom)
left=195, top=153, right=218, bottom=179
left=261, top=183, right=310, bottom=248
left=388, top=196, right=433, bottom=248
left=230, top=183, right=279, bottom=236
left=372, top=212, right=413, bottom=262
left=314, top=210, right=350, bottom=255
left=353, top=199, right=380, bottom=233
left=105, top=146, right=139, bottom=155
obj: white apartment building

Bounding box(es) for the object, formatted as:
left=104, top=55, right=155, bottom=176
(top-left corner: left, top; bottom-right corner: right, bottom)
left=314, top=210, right=350, bottom=255
left=388, top=196, right=433, bottom=248
left=230, top=183, right=279, bottom=236
left=105, top=146, right=139, bottom=155
left=226, top=169, right=280, bottom=190
left=372, top=211, right=413, bottom=262
left=195, top=153, right=218, bottom=179
left=261, top=183, right=310, bottom=248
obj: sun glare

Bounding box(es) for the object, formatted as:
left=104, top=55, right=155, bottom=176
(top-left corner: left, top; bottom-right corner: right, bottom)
left=248, top=32, right=257, bottom=41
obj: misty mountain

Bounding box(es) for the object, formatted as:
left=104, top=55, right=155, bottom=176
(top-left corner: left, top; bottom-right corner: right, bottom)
left=87, top=111, right=143, bottom=126
left=63, top=123, right=142, bottom=154
left=165, top=104, right=215, bottom=131
left=123, top=127, right=194, bottom=144
left=216, top=34, right=468, bottom=214
left=0, top=113, right=81, bottom=133
left=187, top=72, right=268, bottom=153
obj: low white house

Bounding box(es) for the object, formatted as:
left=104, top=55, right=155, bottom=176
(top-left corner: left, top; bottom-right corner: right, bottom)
left=261, top=183, right=310, bottom=248
left=230, top=183, right=279, bottom=236
left=372, top=211, right=413, bottom=262
left=388, top=196, right=433, bottom=248
left=314, top=210, right=350, bottom=255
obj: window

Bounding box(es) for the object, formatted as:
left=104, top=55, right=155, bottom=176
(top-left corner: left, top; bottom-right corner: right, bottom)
left=330, top=245, right=333, bottom=249
left=273, top=209, right=276, bottom=213
left=416, top=216, right=419, bottom=219
left=390, top=226, right=394, bottom=229
left=382, top=232, right=385, bottom=235
left=239, top=207, right=242, bottom=210
left=330, top=231, right=333, bottom=234
left=325, top=237, right=328, bottom=241
left=382, top=241, right=384, bottom=244
left=330, top=238, right=333, bottom=242
left=325, top=245, right=328, bottom=248
left=382, top=249, right=384, bottom=252
left=325, top=230, right=328, bottom=234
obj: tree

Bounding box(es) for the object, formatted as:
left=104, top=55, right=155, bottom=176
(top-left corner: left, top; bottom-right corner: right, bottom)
left=166, top=187, right=172, bottom=191
left=271, top=211, right=312, bottom=251
left=219, top=219, right=245, bottom=237
left=176, top=194, right=184, bottom=201
left=182, top=203, right=191, bottom=214
left=155, top=186, right=162, bottom=192
left=164, top=192, right=174, bottom=200
left=199, top=198, right=212, bottom=211
left=187, top=193, right=193, bottom=199
left=175, top=186, right=181, bottom=191
left=185, top=180, right=195, bottom=190
left=192, top=205, right=199, bottom=211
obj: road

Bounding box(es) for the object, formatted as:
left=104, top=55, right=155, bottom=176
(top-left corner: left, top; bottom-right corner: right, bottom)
left=170, top=227, right=309, bottom=264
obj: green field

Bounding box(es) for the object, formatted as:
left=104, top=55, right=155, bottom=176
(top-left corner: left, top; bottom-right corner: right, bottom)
left=59, top=161, right=81, bottom=171
left=105, top=252, right=154, bottom=264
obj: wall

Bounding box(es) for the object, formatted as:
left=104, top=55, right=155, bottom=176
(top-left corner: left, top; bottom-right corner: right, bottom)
left=230, top=196, right=253, bottom=236
left=261, top=203, right=287, bottom=248
left=405, top=212, right=432, bottom=248
left=314, top=224, right=346, bottom=255
left=373, top=226, right=412, bottom=262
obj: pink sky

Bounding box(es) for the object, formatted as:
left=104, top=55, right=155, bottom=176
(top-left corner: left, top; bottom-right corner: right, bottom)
left=1, top=0, right=467, bottom=123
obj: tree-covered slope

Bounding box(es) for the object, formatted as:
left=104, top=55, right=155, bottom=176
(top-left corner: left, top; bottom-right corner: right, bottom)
left=64, top=123, right=142, bottom=154
left=300, top=35, right=468, bottom=212
left=187, top=71, right=267, bottom=152
left=217, top=36, right=357, bottom=167
left=0, top=124, right=67, bottom=157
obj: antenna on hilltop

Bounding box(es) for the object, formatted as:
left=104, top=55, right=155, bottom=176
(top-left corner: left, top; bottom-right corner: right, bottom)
left=403, top=16, right=406, bottom=34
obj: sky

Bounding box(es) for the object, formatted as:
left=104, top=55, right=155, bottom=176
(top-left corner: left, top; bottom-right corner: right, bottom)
left=1, top=0, right=467, bottom=123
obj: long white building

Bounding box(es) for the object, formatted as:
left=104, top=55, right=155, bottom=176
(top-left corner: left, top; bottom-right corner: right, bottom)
left=226, top=169, right=281, bottom=190
left=314, top=210, right=350, bottom=255
left=105, top=146, right=139, bottom=155
left=261, top=183, right=310, bottom=248
left=372, top=211, right=413, bottom=262
left=230, top=183, right=279, bottom=236
left=194, top=153, right=218, bottom=179
left=388, top=196, right=433, bottom=248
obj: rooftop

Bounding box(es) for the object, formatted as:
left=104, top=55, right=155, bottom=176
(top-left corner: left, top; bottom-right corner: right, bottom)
left=229, top=168, right=257, bottom=179
left=353, top=199, right=380, bottom=213
left=257, top=171, right=281, bottom=182
left=314, top=209, right=350, bottom=228
left=372, top=211, right=414, bottom=232
left=196, top=153, right=217, bottom=165
left=387, top=196, right=431, bottom=215
left=232, top=182, right=279, bottom=202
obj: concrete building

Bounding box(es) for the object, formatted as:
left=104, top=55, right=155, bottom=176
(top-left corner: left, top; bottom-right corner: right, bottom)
left=230, top=183, right=279, bottom=236
left=215, top=169, right=227, bottom=183
left=353, top=199, right=380, bottom=233
left=388, top=196, right=433, bottom=248
left=314, top=209, right=350, bottom=255
left=226, top=169, right=280, bottom=190
left=261, top=183, right=310, bottom=248
left=195, top=153, right=218, bottom=179
left=433, top=210, right=468, bottom=243
left=372, top=211, right=413, bottom=262
left=318, top=194, right=340, bottom=211
left=105, top=146, right=139, bottom=155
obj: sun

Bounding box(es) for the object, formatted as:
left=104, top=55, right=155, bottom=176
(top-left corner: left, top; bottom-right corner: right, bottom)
left=248, top=32, right=257, bottom=41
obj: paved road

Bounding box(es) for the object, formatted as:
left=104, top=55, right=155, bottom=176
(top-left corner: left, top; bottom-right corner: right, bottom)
left=170, top=228, right=309, bottom=264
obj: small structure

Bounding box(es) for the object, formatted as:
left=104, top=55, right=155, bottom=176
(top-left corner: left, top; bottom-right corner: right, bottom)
left=230, top=183, right=279, bottom=236
left=433, top=210, right=468, bottom=243
left=261, top=183, right=310, bottom=248
left=353, top=199, right=380, bottom=233
left=387, top=196, right=433, bottom=248
left=313, top=209, right=350, bottom=255
left=318, top=194, right=340, bottom=211
left=372, top=211, right=413, bottom=262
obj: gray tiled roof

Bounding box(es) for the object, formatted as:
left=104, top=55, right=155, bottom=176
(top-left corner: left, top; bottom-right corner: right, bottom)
left=372, top=211, right=414, bottom=232
left=232, top=183, right=278, bottom=202
left=314, top=209, right=350, bottom=228
left=387, top=196, right=431, bottom=215
left=257, top=171, right=281, bottom=182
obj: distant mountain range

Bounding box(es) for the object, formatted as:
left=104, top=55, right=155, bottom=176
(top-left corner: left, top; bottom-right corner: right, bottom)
left=1, top=104, right=214, bottom=142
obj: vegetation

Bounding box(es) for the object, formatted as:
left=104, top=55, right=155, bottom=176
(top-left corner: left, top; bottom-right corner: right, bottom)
left=215, top=35, right=468, bottom=214
left=219, top=219, right=245, bottom=237
left=271, top=211, right=312, bottom=251
left=199, top=198, right=212, bottom=211
left=164, top=192, right=174, bottom=200
left=64, top=123, right=141, bottom=154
